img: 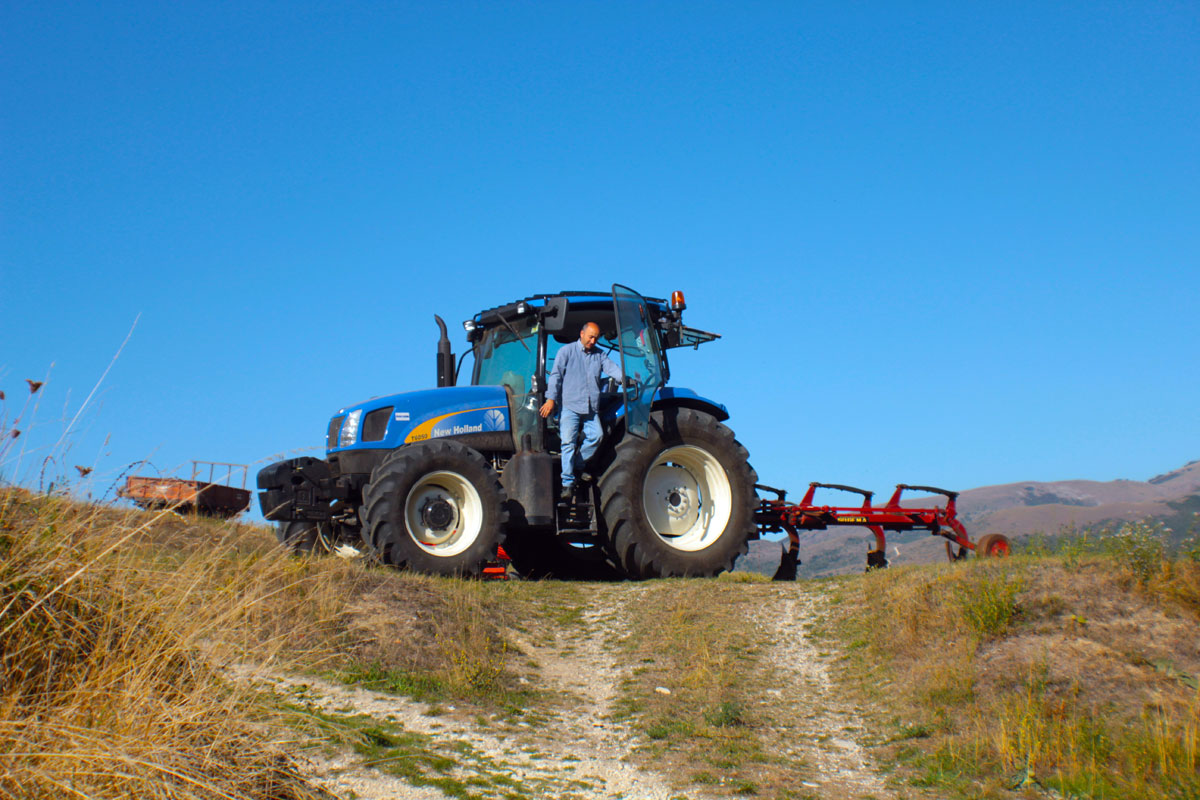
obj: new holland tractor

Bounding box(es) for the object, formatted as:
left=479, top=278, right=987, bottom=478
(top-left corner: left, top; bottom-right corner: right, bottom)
left=257, top=285, right=758, bottom=579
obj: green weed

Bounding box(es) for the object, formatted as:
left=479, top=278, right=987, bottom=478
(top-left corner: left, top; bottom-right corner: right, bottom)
left=646, top=717, right=697, bottom=739
left=332, top=661, right=447, bottom=700
left=705, top=700, right=747, bottom=728
left=958, top=570, right=1023, bottom=639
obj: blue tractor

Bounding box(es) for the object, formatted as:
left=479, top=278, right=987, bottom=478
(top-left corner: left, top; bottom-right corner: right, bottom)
left=256, top=285, right=758, bottom=579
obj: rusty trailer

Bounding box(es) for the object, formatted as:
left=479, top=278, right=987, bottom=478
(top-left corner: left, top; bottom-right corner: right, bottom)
left=119, top=461, right=251, bottom=518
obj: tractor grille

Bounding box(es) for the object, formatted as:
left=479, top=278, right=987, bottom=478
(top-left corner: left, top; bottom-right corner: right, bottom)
left=326, top=415, right=345, bottom=449
left=361, top=407, right=393, bottom=442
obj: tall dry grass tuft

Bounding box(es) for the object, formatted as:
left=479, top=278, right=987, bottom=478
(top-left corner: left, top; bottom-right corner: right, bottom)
left=0, top=488, right=329, bottom=800
left=325, top=572, right=523, bottom=703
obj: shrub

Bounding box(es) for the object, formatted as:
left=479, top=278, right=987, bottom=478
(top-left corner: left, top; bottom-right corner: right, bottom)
left=1102, top=521, right=1169, bottom=584
left=1178, top=532, right=1200, bottom=563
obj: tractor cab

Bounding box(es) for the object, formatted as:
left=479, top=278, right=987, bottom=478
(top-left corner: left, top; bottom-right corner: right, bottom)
left=462, top=285, right=718, bottom=454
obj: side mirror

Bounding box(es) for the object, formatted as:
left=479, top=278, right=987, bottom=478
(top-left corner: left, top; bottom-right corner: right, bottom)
left=542, top=296, right=568, bottom=332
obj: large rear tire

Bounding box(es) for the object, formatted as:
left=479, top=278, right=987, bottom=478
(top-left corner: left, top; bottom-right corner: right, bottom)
left=598, top=407, right=757, bottom=578
left=362, top=440, right=507, bottom=576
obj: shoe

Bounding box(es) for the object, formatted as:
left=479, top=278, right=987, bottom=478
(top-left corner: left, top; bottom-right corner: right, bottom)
left=559, top=484, right=573, bottom=501
left=579, top=471, right=594, bottom=484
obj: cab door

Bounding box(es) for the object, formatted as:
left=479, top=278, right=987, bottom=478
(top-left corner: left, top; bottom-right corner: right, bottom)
left=611, top=284, right=664, bottom=438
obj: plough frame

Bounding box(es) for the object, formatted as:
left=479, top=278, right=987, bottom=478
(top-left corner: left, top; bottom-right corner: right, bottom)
left=754, top=482, right=1011, bottom=579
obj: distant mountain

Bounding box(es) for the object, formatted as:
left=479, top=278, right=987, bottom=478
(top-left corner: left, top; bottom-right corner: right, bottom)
left=738, top=459, right=1200, bottom=578
left=1149, top=460, right=1200, bottom=492
left=953, top=459, right=1200, bottom=538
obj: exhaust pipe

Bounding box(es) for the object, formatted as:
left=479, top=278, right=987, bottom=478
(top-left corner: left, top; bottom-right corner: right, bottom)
left=434, top=315, right=455, bottom=387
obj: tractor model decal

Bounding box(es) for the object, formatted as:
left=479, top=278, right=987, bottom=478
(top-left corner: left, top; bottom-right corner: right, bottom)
left=404, top=406, right=509, bottom=444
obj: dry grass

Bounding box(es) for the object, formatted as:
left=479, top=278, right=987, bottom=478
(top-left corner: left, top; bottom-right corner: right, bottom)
left=319, top=575, right=526, bottom=705
left=0, top=488, right=324, bottom=800
left=0, top=487, right=531, bottom=799
left=823, top=549, right=1200, bottom=799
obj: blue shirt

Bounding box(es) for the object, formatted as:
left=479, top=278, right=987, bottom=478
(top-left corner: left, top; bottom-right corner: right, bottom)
left=547, top=340, right=624, bottom=414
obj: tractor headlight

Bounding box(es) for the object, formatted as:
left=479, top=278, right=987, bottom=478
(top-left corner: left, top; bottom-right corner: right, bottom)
left=339, top=409, right=362, bottom=447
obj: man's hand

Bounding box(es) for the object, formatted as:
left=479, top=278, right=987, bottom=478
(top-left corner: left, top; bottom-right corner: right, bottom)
left=539, top=398, right=555, bottom=418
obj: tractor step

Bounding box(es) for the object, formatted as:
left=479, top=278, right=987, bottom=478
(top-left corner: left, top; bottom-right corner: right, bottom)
left=556, top=494, right=597, bottom=536
left=558, top=530, right=602, bottom=546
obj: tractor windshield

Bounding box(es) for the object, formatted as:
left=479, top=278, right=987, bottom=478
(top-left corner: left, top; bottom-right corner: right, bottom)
left=473, top=316, right=538, bottom=395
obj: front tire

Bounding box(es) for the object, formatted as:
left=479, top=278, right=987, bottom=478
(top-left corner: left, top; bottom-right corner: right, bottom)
left=598, top=407, right=757, bottom=578
left=276, top=520, right=332, bottom=554
left=362, top=440, right=507, bottom=576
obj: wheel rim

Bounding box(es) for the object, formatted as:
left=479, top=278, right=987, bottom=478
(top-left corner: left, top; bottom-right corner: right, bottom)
left=642, top=445, right=732, bottom=551
left=987, top=538, right=1011, bottom=557
left=403, top=471, right=483, bottom=557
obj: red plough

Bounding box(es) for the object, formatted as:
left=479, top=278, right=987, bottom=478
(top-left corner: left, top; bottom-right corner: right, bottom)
left=754, top=482, right=1011, bottom=580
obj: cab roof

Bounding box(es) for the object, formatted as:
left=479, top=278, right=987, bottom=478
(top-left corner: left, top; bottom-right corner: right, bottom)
left=471, top=291, right=669, bottom=325
left=468, top=289, right=719, bottom=351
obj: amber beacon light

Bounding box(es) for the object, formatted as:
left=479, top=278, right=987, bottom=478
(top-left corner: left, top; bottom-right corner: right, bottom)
left=670, top=290, right=686, bottom=311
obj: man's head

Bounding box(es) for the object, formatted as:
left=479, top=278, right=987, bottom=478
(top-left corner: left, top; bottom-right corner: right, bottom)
left=579, top=322, right=601, bottom=351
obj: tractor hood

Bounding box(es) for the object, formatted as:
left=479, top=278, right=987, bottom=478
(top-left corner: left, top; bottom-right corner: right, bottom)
left=326, top=385, right=511, bottom=454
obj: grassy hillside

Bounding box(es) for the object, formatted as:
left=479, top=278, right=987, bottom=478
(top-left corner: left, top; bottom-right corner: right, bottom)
left=821, top=527, right=1200, bottom=799
left=0, top=489, right=531, bottom=799
left=2, top=489, right=1198, bottom=799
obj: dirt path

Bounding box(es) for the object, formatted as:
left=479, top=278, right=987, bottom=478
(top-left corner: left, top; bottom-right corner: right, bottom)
left=245, top=583, right=719, bottom=799
left=759, top=584, right=894, bottom=799
left=245, top=581, right=896, bottom=800
left=498, top=583, right=705, bottom=799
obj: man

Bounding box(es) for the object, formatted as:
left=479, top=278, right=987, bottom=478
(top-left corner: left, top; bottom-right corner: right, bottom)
left=540, top=322, right=623, bottom=500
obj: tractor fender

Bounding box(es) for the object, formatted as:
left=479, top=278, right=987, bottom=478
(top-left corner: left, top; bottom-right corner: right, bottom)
left=604, top=387, right=730, bottom=425
left=650, top=387, right=730, bottom=422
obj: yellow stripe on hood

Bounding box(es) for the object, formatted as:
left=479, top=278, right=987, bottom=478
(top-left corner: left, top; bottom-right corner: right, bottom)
left=403, top=406, right=506, bottom=444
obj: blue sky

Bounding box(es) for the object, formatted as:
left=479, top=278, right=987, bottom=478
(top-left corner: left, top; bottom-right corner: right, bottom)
left=2, top=1, right=1197, bottom=514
